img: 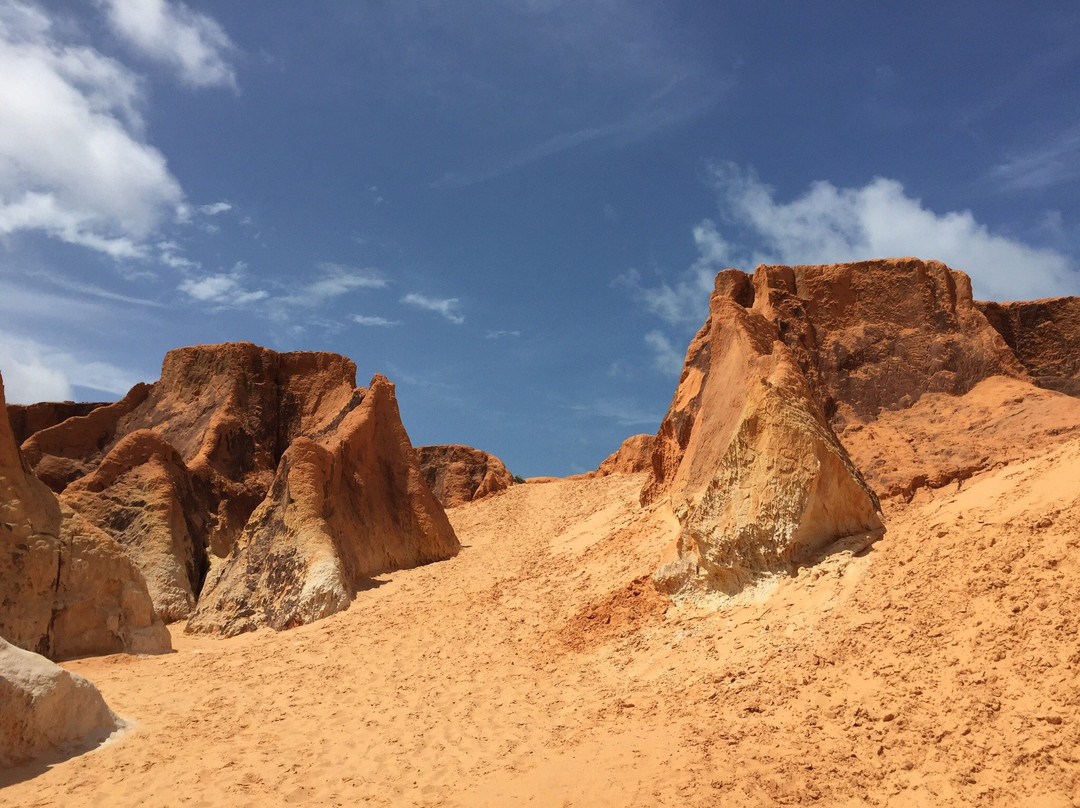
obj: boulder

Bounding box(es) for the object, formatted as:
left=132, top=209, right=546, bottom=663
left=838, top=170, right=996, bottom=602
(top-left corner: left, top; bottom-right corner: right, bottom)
left=187, top=375, right=460, bottom=636
left=61, top=431, right=211, bottom=623
left=0, top=637, right=119, bottom=768
left=416, top=444, right=515, bottom=508
left=645, top=271, right=885, bottom=596
left=978, top=297, right=1080, bottom=397
left=0, top=372, right=170, bottom=660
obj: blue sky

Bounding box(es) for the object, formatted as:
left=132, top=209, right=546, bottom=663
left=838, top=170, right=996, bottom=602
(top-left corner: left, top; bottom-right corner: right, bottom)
left=0, top=1, right=1077, bottom=476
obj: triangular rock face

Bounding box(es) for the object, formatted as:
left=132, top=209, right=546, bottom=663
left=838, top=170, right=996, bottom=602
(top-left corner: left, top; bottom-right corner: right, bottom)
left=0, top=637, right=119, bottom=768
left=645, top=272, right=885, bottom=595
left=188, top=376, right=459, bottom=636
left=0, top=373, right=170, bottom=660
left=61, top=431, right=211, bottom=622
left=416, top=444, right=514, bottom=508
left=590, top=434, right=655, bottom=478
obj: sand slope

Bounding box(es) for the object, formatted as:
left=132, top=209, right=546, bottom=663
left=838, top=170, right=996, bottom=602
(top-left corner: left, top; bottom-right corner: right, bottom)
left=1, top=445, right=1077, bottom=806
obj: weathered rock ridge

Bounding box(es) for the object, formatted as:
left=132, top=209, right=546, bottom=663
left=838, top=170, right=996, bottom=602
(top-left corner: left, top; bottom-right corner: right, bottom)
left=188, top=375, right=459, bottom=636
left=6, top=401, right=107, bottom=447
left=590, top=434, right=655, bottom=478
left=0, top=373, right=170, bottom=660
left=416, top=444, right=515, bottom=508
left=644, top=269, right=885, bottom=595
left=0, top=637, right=119, bottom=768
left=641, top=257, right=1080, bottom=595
left=14, top=344, right=460, bottom=636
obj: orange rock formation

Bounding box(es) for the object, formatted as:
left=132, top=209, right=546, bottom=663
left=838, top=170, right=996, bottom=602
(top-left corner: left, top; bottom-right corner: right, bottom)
left=416, top=444, right=515, bottom=508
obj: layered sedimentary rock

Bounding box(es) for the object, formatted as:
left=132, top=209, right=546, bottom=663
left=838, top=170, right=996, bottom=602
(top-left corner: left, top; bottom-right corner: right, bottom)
left=591, top=434, right=655, bottom=478
left=0, top=637, right=119, bottom=768
left=188, top=376, right=459, bottom=636
left=978, top=297, right=1080, bottom=397
left=645, top=273, right=884, bottom=595
left=61, top=431, right=211, bottom=622
left=0, top=373, right=170, bottom=659
left=416, top=444, right=514, bottom=508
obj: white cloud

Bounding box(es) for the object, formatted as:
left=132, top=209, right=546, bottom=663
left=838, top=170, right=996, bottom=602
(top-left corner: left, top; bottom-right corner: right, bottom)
left=485, top=329, right=521, bottom=339
left=644, top=330, right=683, bottom=375
left=0, top=330, right=140, bottom=402
left=621, top=219, right=732, bottom=326
left=196, top=200, right=231, bottom=215
left=707, top=163, right=1077, bottom=301
left=99, top=0, right=237, bottom=89
left=0, top=1, right=184, bottom=259
left=401, top=292, right=465, bottom=324
left=353, top=314, right=399, bottom=327
left=280, top=263, right=387, bottom=308
left=178, top=270, right=267, bottom=306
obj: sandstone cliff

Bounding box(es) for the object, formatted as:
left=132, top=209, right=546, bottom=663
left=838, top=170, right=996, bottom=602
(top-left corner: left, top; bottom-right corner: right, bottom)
left=0, top=373, right=170, bottom=659
left=644, top=271, right=884, bottom=595
left=590, top=434, right=655, bottom=478
left=188, top=375, right=459, bottom=636
left=416, top=444, right=514, bottom=508
left=6, top=401, right=106, bottom=447
left=15, top=345, right=461, bottom=636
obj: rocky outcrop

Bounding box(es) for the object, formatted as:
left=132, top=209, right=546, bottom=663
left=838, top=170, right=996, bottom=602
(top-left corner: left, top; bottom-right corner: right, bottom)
left=0, top=373, right=170, bottom=659
left=6, top=401, right=106, bottom=447
left=978, top=297, right=1080, bottom=397
left=416, top=444, right=515, bottom=508
left=591, top=434, right=655, bottom=478
left=20, top=344, right=359, bottom=556
left=751, top=258, right=1028, bottom=426
left=188, top=376, right=459, bottom=636
left=0, top=637, right=119, bottom=768
left=61, top=431, right=211, bottom=623
left=645, top=274, right=884, bottom=596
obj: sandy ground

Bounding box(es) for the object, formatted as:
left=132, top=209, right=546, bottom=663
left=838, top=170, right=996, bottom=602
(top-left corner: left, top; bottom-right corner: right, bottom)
left=2, top=438, right=1078, bottom=806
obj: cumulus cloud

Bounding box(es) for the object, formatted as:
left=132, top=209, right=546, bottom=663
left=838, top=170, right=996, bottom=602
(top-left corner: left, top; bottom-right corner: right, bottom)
left=401, top=292, right=465, bottom=324
left=707, top=162, right=1076, bottom=302
left=0, top=0, right=184, bottom=259
left=353, top=314, right=399, bottom=327
left=177, top=269, right=267, bottom=306
left=0, top=330, right=140, bottom=401
left=99, top=0, right=237, bottom=89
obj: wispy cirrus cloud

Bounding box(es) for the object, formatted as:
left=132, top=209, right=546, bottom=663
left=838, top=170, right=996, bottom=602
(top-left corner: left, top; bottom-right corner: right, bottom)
left=177, top=265, right=267, bottom=307
left=279, top=263, right=386, bottom=308
left=353, top=314, right=399, bottom=327
left=98, top=0, right=238, bottom=89
left=989, top=124, right=1080, bottom=192
left=401, top=292, right=464, bottom=324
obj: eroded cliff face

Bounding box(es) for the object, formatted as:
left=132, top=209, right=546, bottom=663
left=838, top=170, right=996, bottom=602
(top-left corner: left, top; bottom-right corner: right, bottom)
left=188, top=376, right=459, bottom=636
left=14, top=346, right=460, bottom=636
left=0, top=372, right=170, bottom=660
left=641, top=257, right=1080, bottom=597
left=978, top=297, right=1080, bottom=397
left=416, top=444, right=515, bottom=508
left=644, top=272, right=884, bottom=596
